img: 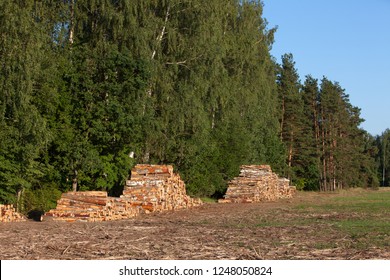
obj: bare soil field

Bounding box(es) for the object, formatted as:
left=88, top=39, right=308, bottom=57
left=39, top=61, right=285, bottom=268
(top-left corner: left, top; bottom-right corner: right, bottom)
left=1, top=189, right=389, bottom=260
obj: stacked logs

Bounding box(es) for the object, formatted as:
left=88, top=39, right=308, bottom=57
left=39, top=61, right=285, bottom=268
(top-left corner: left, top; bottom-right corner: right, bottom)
left=46, top=191, right=107, bottom=222
left=45, top=164, right=202, bottom=222
left=0, top=204, right=26, bottom=222
left=121, top=164, right=202, bottom=213
left=45, top=191, right=140, bottom=222
left=219, top=165, right=296, bottom=203
left=278, top=178, right=296, bottom=198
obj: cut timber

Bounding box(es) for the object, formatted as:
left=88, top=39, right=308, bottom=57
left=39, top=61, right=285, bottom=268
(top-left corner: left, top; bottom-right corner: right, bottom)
left=0, top=204, right=26, bottom=222
left=122, top=164, right=202, bottom=213
left=63, top=191, right=107, bottom=197
left=45, top=191, right=141, bottom=222
left=61, top=192, right=108, bottom=205
left=219, top=165, right=296, bottom=203
left=45, top=164, right=202, bottom=222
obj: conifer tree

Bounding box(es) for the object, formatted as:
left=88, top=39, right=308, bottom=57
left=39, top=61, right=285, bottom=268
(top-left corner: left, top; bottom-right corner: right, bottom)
left=375, top=130, right=390, bottom=186
left=317, top=78, right=378, bottom=190
left=277, top=53, right=304, bottom=181
left=299, top=75, right=321, bottom=190
left=1, top=0, right=381, bottom=208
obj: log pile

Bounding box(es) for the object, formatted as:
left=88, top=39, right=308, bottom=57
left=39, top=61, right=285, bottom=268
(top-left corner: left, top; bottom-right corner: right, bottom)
left=45, top=191, right=140, bottom=222
left=45, top=191, right=108, bottom=222
left=219, top=165, right=296, bottom=203
left=278, top=178, right=296, bottom=198
left=121, top=164, right=202, bottom=213
left=0, top=204, right=26, bottom=222
left=45, top=164, right=202, bottom=222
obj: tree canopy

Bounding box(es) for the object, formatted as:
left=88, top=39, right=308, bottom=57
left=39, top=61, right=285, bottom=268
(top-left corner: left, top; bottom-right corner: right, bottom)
left=0, top=0, right=382, bottom=213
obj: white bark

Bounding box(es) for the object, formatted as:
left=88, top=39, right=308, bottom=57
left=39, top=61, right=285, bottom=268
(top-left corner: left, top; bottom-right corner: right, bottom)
left=151, top=5, right=170, bottom=60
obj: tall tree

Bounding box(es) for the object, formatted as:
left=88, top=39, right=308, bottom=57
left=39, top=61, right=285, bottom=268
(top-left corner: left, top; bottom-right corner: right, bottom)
left=317, top=78, right=378, bottom=190
left=0, top=1, right=52, bottom=209
left=299, top=75, right=321, bottom=190
left=47, top=0, right=151, bottom=194
left=277, top=53, right=304, bottom=180
left=375, top=129, right=390, bottom=186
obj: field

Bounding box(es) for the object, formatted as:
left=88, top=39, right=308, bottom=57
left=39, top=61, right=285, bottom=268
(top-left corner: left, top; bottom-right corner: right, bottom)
left=0, top=188, right=389, bottom=260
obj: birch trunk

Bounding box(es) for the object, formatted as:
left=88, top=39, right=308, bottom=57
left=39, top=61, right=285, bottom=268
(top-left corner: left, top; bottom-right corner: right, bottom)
left=72, top=170, right=78, bottom=192
left=69, top=0, right=75, bottom=45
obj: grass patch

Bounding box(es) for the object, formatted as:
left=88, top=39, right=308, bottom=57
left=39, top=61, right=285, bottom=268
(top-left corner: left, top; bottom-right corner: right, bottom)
left=313, top=242, right=339, bottom=250
left=293, top=189, right=390, bottom=249
left=254, top=218, right=318, bottom=228
left=219, top=189, right=389, bottom=252
left=295, top=189, right=390, bottom=214
left=335, top=219, right=390, bottom=236
left=200, top=197, right=218, bottom=203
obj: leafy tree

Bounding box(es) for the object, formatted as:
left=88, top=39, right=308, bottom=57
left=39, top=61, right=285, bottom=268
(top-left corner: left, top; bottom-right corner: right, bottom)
left=0, top=1, right=52, bottom=209
left=1, top=0, right=381, bottom=209
left=48, top=1, right=151, bottom=193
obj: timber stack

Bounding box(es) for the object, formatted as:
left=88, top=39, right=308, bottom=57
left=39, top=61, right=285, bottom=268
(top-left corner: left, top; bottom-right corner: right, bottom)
left=0, top=204, right=26, bottom=222
left=219, top=165, right=296, bottom=203
left=45, top=164, right=202, bottom=222
left=45, top=191, right=140, bottom=222
left=121, top=164, right=202, bottom=213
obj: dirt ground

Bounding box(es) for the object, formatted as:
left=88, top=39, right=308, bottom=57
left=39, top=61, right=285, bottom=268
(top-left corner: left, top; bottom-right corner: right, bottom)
left=0, top=192, right=389, bottom=260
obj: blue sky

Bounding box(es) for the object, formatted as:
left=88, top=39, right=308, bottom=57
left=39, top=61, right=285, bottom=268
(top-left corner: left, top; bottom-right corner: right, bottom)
left=262, top=0, right=390, bottom=136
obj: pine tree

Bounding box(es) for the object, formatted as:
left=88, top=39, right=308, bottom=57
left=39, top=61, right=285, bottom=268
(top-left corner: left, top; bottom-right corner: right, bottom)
left=299, top=75, right=321, bottom=190
left=317, top=78, right=378, bottom=190
left=277, top=53, right=304, bottom=181
left=375, top=129, right=390, bottom=186
left=5, top=0, right=381, bottom=206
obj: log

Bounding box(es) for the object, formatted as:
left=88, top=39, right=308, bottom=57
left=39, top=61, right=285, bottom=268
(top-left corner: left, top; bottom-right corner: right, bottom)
left=122, top=164, right=203, bottom=213
left=63, top=191, right=107, bottom=197
left=220, top=165, right=296, bottom=203
left=45, top=164, right=202, bottom=222
left=58, top=195, right=108, bottom=206
left=0, top=204, right=26, bottom=222
left=131, top=164, right=173, bottom=176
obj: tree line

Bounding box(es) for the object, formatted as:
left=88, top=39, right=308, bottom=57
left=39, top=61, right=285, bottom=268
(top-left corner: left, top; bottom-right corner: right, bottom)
left=0, top=0, right=383, bottom=213
left=277, top=54, right=378, bottom=191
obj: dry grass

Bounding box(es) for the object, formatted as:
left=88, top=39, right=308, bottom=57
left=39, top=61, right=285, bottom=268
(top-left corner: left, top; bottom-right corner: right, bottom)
left=0, top=188, right=389, bottom=260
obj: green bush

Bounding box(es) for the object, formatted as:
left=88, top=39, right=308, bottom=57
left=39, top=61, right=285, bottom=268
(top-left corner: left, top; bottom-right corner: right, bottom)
left=22, top=186, right=62, bottom=214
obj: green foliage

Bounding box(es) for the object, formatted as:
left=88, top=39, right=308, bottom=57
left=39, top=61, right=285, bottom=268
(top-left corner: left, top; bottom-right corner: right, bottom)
left=277, top=54, right=308, bottom=182
left=0, top=0, right=383, bottom=209
left=0, top=1, right=53, bottom=206
left=22, top=186, right=62, bottom=214
left=375, top=129, right=390, bottom=186
left=277, top=56, right=379, bottom=191
left=294, top=189, right=390, bottom=249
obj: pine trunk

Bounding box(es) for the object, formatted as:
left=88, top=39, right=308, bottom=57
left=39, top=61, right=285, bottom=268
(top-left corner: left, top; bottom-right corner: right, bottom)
left=280, top=96, right=285, bottom=141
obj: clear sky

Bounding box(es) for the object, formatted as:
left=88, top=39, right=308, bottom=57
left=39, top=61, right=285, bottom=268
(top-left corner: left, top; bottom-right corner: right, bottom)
left=262, top=0, right=390, bottom=136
